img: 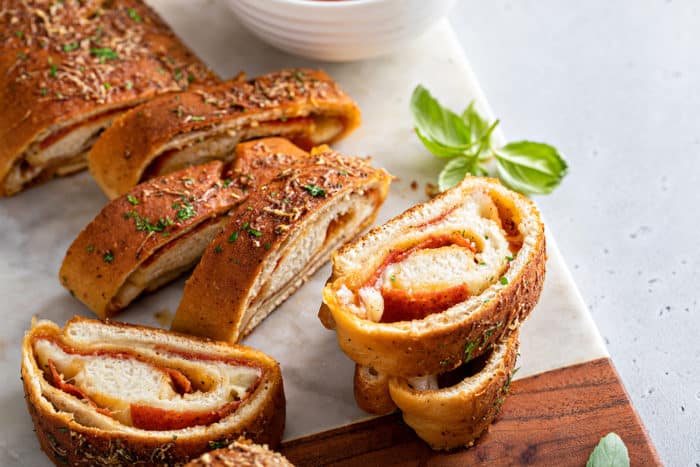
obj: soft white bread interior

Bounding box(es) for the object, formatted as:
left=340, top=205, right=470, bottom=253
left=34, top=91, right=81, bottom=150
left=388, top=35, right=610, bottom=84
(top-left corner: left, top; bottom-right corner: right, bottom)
left=320, top=176, right=545, bottom=377
left=388, top=331, right=520, bottom=450
left=22, top=317, right=285, bottom=466
left=172, top=141, right=392, bottom=343
left=185, top=439, right=294, bottom=467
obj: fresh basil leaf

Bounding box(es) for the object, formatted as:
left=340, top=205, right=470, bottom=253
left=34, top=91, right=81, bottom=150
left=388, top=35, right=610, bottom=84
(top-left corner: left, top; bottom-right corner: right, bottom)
left=586, top=433, right=630, bottom=467
left=494, top=141, right=567, bottom=195
left=438, top=157, right=475, bottom=192
left=415, top=127, right=470, bottom=159
left=462, top=101, right=490, bottom=142
left=411, top=85, right=472, bottom=154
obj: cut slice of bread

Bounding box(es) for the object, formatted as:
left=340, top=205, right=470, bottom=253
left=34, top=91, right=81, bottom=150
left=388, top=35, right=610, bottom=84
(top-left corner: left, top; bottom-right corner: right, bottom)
left=320, top=176, right=545, bottom=377
left=388, top=331, right=520, bottom=450
left=22, top=317, right=285, bottom=466
left=185, top=439, right=293, bottom=467
left=59, top=138, right=308, bottom=318
left=88, top=69, right=361, bottom=199
left=0, top=0, right=217, bottom=196
left=172, top=142, right=391, bottom=342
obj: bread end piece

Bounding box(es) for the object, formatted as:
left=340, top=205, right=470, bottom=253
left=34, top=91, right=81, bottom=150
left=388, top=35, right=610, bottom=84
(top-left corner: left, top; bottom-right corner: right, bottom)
left=389, top=331, right=520, bottom=450
left=185, top=439, right=294, bottom=467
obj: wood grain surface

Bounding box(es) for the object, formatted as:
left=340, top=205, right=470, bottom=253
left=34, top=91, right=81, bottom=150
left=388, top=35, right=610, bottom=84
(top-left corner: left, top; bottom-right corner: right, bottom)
left=280, top=358, right=661, bottom=466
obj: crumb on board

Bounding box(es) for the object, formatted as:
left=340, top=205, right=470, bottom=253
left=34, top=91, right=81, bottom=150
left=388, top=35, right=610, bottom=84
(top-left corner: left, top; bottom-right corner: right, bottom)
left=410, top=180, right=418, bottom=190
left=425, top=182, right=439, bottom=198
left=154, top=309, right=173, bottom=327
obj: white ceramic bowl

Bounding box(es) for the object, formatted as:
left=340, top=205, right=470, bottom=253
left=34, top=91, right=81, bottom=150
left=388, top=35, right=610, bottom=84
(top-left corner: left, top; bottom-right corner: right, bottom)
left=222, top=0, right=457, bottom=62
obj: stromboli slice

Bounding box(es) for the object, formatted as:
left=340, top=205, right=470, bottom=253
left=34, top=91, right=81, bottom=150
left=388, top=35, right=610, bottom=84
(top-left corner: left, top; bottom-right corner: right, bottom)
left=172, top=144, right=391, bottom=342
left=319, top=176, right=545, bottom=377
left=60, top=138, right=308, bottom=318
left=0, top=0, right=216, bottom=196
left=388, top=331, right=520, bottom=450
left=185, top=439, right=294, bottom=467
left=22, top=317, right=285, bottom=466
left=88, top=68, right=361, bottom=199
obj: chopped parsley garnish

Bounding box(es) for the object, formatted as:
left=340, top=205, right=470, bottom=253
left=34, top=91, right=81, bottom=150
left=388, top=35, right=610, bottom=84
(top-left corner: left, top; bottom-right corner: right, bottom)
left=208, top=440, right=225, bottom=450
left=173, top=201, right=196, bottom=221
left=103, top=250, right=114, bottom=263
left=338, top=170, right=348, bottom=176
left=506, top=255, right=514, bottom=261
left=293, top=70, right=305, bottom=82
left=128, top=8, right=142, bottom=22
left=86, top=245, right=95, bottom=253
left=127, top=210, right=173, bottom=233
left=499, top=276, right=509, bottom=285
left=303, top=184, right=326, bottom=197
left=90, top=47, right=119, bottom=62
left=63, top=42, right=79, bottom=52
left=187, top=73, right=195, bottom=84
left=135, top=216, right=173, bottom=233
left=189, top=115, right=206, bottom=122
left=280, top=116, right=287, bottom=122
left=174, top=68, right=183, bottom=81
left=125, top=81, right=133, bottom=90
left=126, top=194, right=139, bottom=205
left=264, top=242, right=272, bottom=250
left=222, top=179, right=232, bottom=187
left=464, top=340, right=479, bottom=362
left=17, top=52, right=26, bottom=60
left=15, top=30, right=23, bottom=38
left=390, top=274, right=396, bottom=282
left=49, top=63, right=57, bottom=78
left=228, top=232, right=239, bottom=243
left=103, top=82, right=112, bottom=90
left=242, top=222, right=262, bottom=237
left=213, top=245, right=223, bottom=254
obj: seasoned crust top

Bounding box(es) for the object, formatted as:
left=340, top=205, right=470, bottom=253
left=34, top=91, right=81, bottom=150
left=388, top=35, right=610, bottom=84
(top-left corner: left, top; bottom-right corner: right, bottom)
left=88, top=68, right=361, bottom=197
left=0, top=0, right=217, bottom=182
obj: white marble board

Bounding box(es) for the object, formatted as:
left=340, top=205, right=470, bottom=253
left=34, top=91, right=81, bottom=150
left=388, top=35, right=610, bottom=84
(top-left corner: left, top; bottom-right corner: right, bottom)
left=0, top=0, right=608, bottom=464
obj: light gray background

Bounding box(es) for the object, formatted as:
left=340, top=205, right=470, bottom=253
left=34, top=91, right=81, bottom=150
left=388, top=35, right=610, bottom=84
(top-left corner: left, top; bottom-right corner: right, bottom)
left=449, top=1, right=699, bottom=465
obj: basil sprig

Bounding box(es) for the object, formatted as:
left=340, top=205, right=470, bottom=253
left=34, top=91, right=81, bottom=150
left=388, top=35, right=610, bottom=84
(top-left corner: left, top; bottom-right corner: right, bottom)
left=587, top=432, right=630, bottom=467
left=410, top=85, right=568, bottom=195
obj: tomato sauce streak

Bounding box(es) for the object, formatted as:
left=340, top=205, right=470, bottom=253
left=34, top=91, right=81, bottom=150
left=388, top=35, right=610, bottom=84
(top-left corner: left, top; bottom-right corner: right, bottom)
left=366, top=234, right=476, bottom=323
left=36, top=337, right=261, bottom=430
left=130, top=400, right=242, bottom=431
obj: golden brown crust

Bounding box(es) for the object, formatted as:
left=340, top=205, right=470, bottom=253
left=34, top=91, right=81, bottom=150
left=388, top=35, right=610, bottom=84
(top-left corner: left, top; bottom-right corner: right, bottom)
left=172, top=140, right=391, bottom=343
left=0, top=0, right=217, bottom=196
left=353, top=364, right=396, bottom=415
left=88, top=68, right=361, bottom=199
left=388, top=331, right=520, bottom=450
left=321, top=177, right=546, bottom=377
left=59, top=161, right=243, bottom=318
left=185, top=440, right=294, bottom=467
left=59, top=138, right=313, bottom=318
left=22, top=317, right=285, bottom=466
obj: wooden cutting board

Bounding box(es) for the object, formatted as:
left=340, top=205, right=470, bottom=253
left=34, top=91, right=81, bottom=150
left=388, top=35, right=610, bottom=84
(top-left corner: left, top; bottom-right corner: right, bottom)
left=0, top=1, right=660, bottom=465
left=280, top=359, right=661, bottom=466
